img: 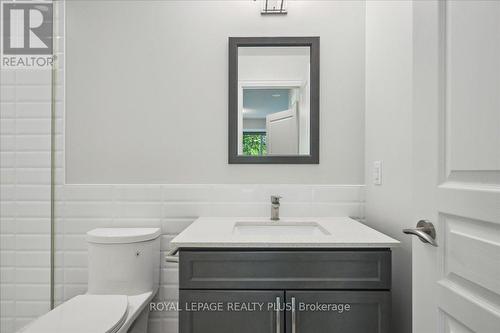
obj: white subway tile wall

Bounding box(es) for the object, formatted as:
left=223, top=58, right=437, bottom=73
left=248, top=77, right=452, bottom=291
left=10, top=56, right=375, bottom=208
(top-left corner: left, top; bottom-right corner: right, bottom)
left=0, top=3, right=365, bottom=333
left=0, top=66, right=53, bottom=332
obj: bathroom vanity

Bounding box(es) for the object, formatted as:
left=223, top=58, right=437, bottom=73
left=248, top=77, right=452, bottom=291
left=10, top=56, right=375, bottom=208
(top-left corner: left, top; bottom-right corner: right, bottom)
left=170, top=217, right=399, bottom=333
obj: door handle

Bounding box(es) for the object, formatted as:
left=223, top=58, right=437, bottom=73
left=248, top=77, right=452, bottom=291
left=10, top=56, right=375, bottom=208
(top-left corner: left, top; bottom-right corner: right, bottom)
left=276, top=297, right=281, bottom=333
left=291, top=296, right=296, bottom=333
left=403, top=220, right=437, bottom=247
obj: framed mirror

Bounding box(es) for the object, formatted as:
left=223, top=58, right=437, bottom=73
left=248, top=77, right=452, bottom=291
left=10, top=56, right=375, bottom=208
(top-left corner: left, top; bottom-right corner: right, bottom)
left=228, top=37, right=320, bottom=164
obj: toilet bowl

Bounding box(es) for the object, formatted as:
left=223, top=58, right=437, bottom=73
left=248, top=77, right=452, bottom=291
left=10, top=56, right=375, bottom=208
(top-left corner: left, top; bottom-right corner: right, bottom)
left=18, top=228, right=161, bottom=333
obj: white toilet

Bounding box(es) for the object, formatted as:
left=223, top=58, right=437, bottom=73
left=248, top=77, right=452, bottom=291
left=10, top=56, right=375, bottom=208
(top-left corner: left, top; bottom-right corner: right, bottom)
left=19, top=228, right=161, bottom=333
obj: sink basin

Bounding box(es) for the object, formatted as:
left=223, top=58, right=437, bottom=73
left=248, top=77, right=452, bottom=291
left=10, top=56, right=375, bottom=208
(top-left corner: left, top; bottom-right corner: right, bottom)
left=233, top=221, right=331, bottom=236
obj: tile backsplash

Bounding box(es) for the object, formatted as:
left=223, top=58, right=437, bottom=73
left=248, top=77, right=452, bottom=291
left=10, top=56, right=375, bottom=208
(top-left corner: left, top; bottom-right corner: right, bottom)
left=55, top=184, right=364, bottom=332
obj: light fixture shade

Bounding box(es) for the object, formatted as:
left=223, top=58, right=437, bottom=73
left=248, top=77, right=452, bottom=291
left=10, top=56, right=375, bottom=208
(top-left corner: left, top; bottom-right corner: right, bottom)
left=261, top=0, right=287, bottom=15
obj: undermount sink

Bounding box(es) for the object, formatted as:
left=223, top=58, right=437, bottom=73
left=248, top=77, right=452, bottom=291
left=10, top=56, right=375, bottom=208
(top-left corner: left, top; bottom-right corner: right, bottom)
left=232, top=221, right=331, bottom=236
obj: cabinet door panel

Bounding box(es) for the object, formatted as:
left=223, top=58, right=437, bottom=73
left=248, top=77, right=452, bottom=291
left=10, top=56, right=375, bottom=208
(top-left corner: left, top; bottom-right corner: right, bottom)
left=180, top=290, right=284, bottom=333
left=180, top=250, right=391, bottom=290
left=286, top=291, right=390, bottom=333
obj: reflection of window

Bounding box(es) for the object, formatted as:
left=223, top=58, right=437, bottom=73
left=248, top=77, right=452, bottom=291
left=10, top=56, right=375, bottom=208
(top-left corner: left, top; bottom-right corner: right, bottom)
left=243, top=132, right=267, bottom=156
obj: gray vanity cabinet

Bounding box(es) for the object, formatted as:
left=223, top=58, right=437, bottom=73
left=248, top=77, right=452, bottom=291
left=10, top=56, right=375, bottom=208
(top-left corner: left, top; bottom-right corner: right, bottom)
left=179, top=249, right=391, bottom=333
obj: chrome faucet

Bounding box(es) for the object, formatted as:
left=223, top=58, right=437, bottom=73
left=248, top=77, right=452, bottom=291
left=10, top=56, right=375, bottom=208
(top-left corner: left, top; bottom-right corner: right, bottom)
left=270, top=195, right=282, bottom=221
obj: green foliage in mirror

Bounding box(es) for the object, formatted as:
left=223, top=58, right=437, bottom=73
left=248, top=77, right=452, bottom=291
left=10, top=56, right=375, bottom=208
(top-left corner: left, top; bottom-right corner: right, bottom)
left=243, top=133, right=267, bottom=156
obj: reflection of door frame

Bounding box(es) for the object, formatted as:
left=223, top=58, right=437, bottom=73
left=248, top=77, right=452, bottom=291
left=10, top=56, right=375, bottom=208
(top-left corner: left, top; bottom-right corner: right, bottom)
left=238, top=80, right=305, bottom=155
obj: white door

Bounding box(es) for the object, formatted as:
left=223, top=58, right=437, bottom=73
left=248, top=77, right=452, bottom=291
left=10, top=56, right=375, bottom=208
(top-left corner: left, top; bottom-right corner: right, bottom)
left=266, top=103, right=299, bottom=155
left=410, top=1, right=500, bottom=332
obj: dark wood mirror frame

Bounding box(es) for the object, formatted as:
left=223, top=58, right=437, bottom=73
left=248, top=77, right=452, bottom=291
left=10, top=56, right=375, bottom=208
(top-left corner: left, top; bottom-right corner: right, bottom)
left=228, top=36, right=320, bottom=164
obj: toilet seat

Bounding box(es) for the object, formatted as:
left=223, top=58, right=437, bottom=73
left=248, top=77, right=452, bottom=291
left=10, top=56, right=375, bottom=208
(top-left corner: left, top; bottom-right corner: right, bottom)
left=19, top=295, right=129, bottom=333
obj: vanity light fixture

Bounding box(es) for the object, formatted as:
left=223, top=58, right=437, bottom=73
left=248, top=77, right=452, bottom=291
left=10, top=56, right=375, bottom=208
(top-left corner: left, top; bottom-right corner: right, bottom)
left=261, top=0, right=287, bottom=15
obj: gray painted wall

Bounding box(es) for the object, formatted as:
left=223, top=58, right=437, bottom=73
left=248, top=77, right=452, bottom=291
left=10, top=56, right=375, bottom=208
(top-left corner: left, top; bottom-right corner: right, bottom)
left=65, top=0, right=365, bottom=184
left=365, top=2, right=413, bottom=332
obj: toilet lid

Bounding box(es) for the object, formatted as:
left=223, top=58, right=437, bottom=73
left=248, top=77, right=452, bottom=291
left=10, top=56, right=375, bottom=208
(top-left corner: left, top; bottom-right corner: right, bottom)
left=20, top=295, right=128, bottom=333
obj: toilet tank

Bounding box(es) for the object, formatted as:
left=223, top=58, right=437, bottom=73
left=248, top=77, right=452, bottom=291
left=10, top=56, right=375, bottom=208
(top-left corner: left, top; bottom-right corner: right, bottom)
left=86, top=228, right=161, bottom=295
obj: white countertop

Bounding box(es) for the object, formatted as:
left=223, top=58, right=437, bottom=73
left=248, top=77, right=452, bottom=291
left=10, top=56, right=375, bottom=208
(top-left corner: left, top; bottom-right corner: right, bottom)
left=170, top=217, right=400, bottom=249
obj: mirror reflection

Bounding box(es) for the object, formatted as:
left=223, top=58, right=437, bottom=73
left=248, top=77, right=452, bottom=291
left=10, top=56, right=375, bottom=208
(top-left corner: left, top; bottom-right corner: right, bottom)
left=238, top=47, right=311, bottom=156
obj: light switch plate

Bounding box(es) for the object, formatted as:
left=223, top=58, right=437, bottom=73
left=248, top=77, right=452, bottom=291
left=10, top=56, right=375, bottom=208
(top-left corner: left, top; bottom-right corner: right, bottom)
left=373, top=161, right=382, bottom=185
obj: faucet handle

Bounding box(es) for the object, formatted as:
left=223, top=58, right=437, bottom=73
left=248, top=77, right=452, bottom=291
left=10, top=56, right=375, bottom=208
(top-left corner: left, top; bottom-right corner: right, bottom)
left=271, top=195, right=282, bottom=204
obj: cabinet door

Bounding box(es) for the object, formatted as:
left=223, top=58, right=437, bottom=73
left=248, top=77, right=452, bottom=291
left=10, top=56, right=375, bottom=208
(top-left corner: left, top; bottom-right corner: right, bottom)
left=286, top=291, right=390, bottom=333
left=180, top=290, right=284, bottom=333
